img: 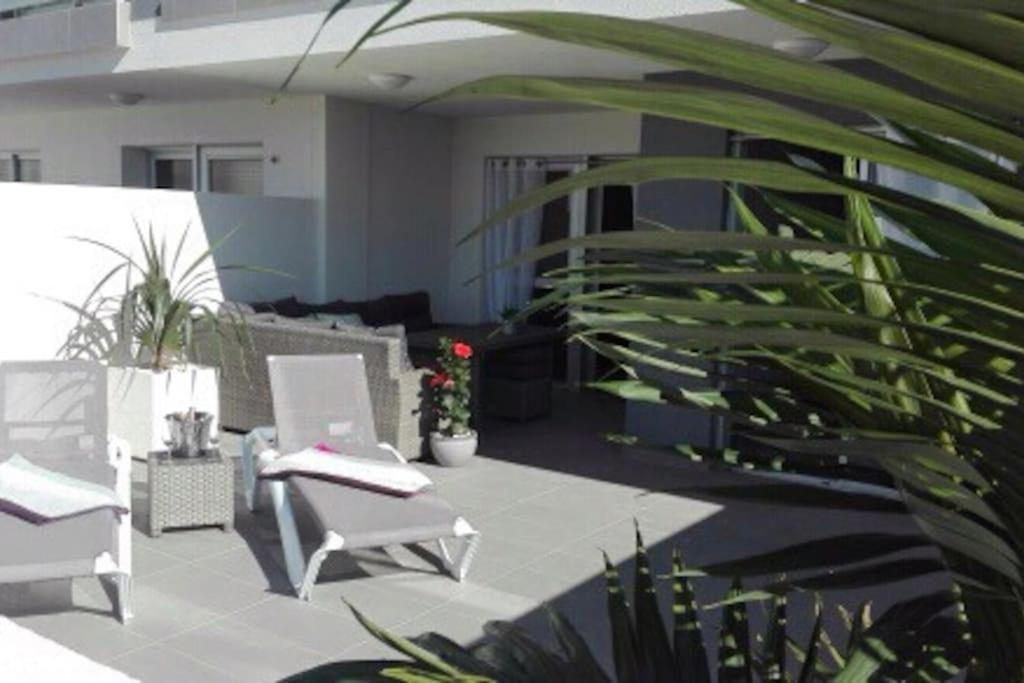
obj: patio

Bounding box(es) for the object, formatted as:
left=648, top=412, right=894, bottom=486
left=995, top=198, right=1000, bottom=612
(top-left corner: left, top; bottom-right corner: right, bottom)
left=0, top=388, right=933, bottom=683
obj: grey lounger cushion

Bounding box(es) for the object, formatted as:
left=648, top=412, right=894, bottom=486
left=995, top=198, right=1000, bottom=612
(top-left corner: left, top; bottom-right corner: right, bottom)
left=0, top=508, right=116, bottom=583
left=293, top=476, right=460, bottom=550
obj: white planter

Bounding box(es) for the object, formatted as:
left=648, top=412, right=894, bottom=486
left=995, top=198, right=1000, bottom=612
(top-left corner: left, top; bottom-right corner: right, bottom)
left=107, top=364, right=219, bottom=460
left=429, top=430, right=478, bottom=467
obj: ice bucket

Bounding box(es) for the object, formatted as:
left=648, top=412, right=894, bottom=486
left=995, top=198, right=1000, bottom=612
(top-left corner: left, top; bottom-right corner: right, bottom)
left=165, top=410, right=214, bottom=458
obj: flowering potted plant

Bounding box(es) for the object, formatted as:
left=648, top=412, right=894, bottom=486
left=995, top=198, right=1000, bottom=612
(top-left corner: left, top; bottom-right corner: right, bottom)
left=428, top=337, right=477, bottom=466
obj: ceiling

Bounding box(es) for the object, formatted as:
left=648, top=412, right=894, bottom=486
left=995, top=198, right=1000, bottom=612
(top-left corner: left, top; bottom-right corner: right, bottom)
left=0, top=7, right=852, bottom=118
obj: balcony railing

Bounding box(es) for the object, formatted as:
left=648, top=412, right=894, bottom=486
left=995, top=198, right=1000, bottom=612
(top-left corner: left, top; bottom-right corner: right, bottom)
left=0, top=0, right=130, bottom=61
left=0, top=0, right=104, bottom=19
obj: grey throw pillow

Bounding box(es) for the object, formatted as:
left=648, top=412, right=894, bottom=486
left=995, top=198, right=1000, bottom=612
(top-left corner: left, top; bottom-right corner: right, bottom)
left=316, top=312, right=366, bottom=328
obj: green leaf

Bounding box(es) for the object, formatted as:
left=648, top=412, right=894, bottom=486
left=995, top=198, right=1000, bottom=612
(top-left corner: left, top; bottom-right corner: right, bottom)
left=717, top=579, right=752, bottom=683
left=671, top=550, right=711, bottom=683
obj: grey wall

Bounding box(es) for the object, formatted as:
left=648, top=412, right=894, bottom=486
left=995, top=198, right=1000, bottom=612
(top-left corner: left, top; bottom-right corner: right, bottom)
left=625, top=78, right=730, bottom=448
left=322, top=97, right=454, bottom=307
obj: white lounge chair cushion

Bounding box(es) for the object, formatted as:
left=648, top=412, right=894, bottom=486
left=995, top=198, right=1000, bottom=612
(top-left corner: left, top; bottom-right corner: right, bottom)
left=0, top=454, right=126, bottom=524
left=257, top=447, right=433, bottom=497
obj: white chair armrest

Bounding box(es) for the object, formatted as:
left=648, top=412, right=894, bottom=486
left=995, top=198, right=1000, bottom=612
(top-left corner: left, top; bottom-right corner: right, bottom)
left=378, top=442, right=407, bottom=464
left=107, top=435, right=133, bottom=577
left=107, top=436, right=132, bottom=507
left=243, top=426, right=277, bottom=511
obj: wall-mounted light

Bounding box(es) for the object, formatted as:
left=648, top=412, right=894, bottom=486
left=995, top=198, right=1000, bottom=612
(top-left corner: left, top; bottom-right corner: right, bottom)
left=367, top=73, right=414, bottom=91
left=772, top=37, right=829, bottom=59
left=109, top=92, right=145, bottom=106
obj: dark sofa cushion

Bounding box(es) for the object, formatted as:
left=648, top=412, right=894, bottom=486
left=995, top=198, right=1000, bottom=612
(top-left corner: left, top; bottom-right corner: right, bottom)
left=313, top=291, right=434, bottom=329
left=384, top=291, right=433, bottom=332
left=250, top=296, right=308, bottom=318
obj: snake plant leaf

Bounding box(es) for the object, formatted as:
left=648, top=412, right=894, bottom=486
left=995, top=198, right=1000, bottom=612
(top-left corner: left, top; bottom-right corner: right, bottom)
left=603, top=551, right=641, bottom=683
left=277, top=660, right=426, bottom=682
left=717, top=579, right=752, bottom=683
left=797, top=599, right=824, bottom=683
left=480, top=622, right=572, bottom=683
left=738, top=0, right=1024, bottom=122
left=761, top=592, right=787, bottom=682
left=343, top=602, right=469, bottom=679
left=407, top=633, right=502, bottom=680
left=835, top=591, right=965, bottom=682
left=671, top=550, right=711, bottom=683
left=380, top=11, right=1024, bottom=160
left=543, top=607, right=610, bottom=683
left=631, top=525, right=677, bottom=681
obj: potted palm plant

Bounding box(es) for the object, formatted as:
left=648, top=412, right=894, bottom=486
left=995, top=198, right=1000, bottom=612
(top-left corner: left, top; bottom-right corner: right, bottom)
left=60, top=224, right=253, bottom=459
left=428, top=337, right=477, bottom=466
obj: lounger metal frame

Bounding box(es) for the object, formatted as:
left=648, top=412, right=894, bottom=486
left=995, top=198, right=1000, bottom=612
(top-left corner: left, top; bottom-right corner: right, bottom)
left=242, top=356, right=480, bottom=601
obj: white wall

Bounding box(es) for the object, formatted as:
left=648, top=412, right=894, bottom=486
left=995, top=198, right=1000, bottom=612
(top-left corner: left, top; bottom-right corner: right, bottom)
left=447, top=110, right=642, bottom=323
left=0, top=96, right=325, bottom=198
left=0, top=183, right=317, bottom=361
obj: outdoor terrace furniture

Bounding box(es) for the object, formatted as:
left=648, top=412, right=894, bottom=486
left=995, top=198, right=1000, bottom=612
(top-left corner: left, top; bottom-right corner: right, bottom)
left=407, top=323, right=559, bottom=426
left=249, top=290, right=437, bottom=332
left=195, top=313, right=430, bottom=459
left=242, top=354, right=480, bottom=601
left=0, top=360, right=133, bottom=623
left=146, top=450, right=234, bottom=537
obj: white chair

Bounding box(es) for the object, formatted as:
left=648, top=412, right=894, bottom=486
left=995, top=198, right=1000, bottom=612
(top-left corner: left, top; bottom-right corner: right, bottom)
left=0, top=361, right=132, bottom=622
left=243, top=354, right=479, bottom=601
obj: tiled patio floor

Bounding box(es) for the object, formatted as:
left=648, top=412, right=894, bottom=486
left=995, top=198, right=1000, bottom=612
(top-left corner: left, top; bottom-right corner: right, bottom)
left=1, top=390, right=939, bottom=682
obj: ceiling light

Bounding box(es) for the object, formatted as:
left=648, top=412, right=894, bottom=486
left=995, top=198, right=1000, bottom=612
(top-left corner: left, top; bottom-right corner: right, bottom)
left=772, top=37, right=829, bottom=59
left=367, top=73, right=414, bottom=91
left=109, top=92, right=144, bottom=106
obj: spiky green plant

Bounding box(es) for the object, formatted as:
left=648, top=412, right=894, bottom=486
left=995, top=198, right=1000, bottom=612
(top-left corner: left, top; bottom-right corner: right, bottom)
left=284, top=527, right=967, bottom=682
left=287, top=1, right=1024, bottom=678
left=59, top=223, right=261, bottom=371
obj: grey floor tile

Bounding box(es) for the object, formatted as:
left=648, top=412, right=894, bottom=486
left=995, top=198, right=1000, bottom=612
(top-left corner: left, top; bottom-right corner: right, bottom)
left=195, top=545, right=291, bottom=594
left=111, top=644, right=236, bottom=683
left=162, top=618, right=331, bottom=683
left=227, top=596, right=368, bottom=656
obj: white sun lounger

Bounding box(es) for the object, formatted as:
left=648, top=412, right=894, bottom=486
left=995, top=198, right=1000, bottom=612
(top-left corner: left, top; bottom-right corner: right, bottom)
left=0, top=361, right=132, bottom=622
left=242, top=354, right=480, bottom=601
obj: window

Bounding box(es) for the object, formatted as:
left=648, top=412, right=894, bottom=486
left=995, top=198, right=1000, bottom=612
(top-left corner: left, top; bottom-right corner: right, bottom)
left=0, top=152, right=42, bottom=182
left=151, top=148, right=195, bottom=191
left=201, top=146, right=263, bottom=196
left=147, top=145, right=263, bottom=195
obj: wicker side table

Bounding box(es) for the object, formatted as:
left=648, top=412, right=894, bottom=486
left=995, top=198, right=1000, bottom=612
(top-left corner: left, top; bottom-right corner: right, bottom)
left=147, top=451, right=234, bottom=537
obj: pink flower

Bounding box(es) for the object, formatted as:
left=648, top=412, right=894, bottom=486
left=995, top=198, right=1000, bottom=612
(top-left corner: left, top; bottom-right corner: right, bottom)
left=452, top=341, right=473, bottom=359
left=429, top=372, right=449, bottom=388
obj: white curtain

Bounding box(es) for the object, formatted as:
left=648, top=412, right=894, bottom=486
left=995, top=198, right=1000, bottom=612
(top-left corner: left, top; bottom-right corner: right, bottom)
left=483, top=158, right=547, bottom=321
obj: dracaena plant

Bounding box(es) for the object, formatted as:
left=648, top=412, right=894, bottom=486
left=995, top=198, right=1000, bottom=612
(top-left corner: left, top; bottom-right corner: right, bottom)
left=60, top=223, right=255, bottom=371
left=285, top=527, right=968, bottom=682
left=290, top=1, right=1024, bottom=679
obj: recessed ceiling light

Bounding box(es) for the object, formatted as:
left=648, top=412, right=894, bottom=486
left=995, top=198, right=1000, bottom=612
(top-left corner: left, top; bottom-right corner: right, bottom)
left=109, top=92, right=144, bottom=106
left=772, top=37, right=829, bottom=59
left=367, top=73, right=414, bottom=91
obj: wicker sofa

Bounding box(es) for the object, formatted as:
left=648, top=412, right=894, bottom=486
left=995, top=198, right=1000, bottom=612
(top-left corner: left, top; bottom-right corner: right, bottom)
left=195, top=315, right=430, bottom=460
